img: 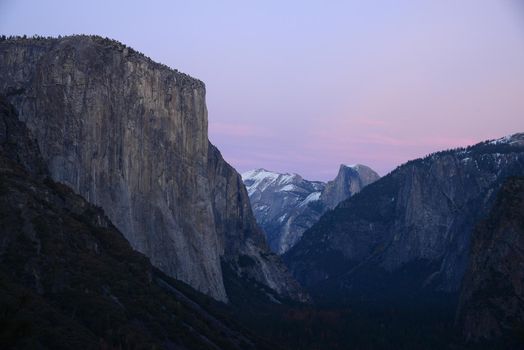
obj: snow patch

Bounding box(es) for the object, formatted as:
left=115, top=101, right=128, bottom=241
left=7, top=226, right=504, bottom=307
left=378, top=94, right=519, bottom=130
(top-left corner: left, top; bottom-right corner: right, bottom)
left=280, top=184, right=297, bottom=192
left=489, top=135, right=513, bottom=145
left=278, top=174, right=296, bottom=185
left=242, top=169, right=279, bottom=183
left=277, top=214, right=287, bottom=223
left=242, top=169, right=303, bottom=196
left=300, top=191, right=321, bottom=206
left=242, top=169, right=281, bottom=194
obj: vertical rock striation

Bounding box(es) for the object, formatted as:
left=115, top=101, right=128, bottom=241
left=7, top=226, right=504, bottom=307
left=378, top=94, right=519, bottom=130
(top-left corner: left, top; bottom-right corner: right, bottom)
left=320, top=164, right=380, bottom=210
left=0, top=96, right=273, bottom=349
left=0, top=35, right=305, bottom=302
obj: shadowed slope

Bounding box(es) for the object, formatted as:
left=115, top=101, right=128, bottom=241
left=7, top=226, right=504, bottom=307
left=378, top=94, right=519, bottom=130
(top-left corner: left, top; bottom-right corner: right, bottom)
left=0, top=95, right=276, bottom=349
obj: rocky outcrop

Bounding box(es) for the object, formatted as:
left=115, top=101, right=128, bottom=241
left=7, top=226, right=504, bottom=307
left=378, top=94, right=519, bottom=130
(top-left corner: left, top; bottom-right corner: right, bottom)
left=0, top=35, right=305, bottom=303
left=320, top=164, right=380, bottom=210
left=284, top=134, right=524, bottom=304
left=242, top=165, right=379, bottom=254
left=0, top=96, right=272, bottom=349
left=457, top=177, right=524, bottom=345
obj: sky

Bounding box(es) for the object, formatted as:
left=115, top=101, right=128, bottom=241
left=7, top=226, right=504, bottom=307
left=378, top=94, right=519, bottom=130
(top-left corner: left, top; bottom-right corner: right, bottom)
left=1, top=0, right=524, bottom=180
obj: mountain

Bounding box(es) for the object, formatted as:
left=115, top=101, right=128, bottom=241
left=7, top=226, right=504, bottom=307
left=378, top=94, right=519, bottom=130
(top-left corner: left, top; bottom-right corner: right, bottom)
left=320, top=164, right=381, bottom=210
left=457, top=176, right=524, bottom=347
left=284, top=134, right=524, bottom=306
left=0, top=35, right=307, bottom=303
left=242, top=164, right=379, bottom=254
left=0, top=96, right=275, bottom=349
left=242, top=169, right=325, bottom=254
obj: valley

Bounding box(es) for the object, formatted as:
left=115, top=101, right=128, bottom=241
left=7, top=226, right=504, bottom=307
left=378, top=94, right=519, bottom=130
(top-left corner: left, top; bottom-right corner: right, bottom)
left=0, top=35, right=522, bottom=349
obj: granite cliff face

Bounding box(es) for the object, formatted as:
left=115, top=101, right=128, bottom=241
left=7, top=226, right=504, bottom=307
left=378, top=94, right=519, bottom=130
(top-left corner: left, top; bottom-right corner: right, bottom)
left=0, top=94, right=47, bottom=178
left=0, top=35, right=305, bottom=303
left=242, top=165, right=379, bottom=254
left=457, top=177, right=524, bottom=345
left=0, top=96, right=273, bottom=349
left=320, top=164, right=380, bottom=210
left=285, top=135, right=524, bottom=304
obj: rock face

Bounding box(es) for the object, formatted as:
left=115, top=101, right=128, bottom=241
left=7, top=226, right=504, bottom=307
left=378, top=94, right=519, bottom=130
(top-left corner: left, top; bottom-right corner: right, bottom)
left=457, top=176, right=524, bottom=344
left=0, top=96, right=273, bottom=349
left=242, top=169, right=325, bottom=254
left=320, top=164, right=380, bottom=210
left=0, top=94, right=47, bottom=178
left=242, top=165, right=379, bottom=254
left=0, top=35, right=306, bottom=303
left=284, top=135, right=524, bottom=304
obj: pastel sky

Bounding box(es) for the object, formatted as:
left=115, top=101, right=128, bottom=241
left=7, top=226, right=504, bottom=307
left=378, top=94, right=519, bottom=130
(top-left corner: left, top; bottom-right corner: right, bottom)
left=2, top=0, right=524, bottom=180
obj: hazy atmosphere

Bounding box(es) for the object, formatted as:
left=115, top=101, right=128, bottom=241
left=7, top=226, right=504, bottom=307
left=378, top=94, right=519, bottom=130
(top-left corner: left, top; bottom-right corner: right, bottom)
left=2, top=0, right=523, bottom=179
left=2, top=1, right=524, bottom=348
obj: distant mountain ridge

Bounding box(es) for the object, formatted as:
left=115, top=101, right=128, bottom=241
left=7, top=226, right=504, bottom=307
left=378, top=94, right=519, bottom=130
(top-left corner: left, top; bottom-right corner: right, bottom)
left=242, top=164, right=380, bottom=254
left=284, top=133, right=524, bottom=306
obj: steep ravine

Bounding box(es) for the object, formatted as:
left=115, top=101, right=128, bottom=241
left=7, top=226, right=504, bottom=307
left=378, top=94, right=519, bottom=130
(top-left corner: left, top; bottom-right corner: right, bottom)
left=0, top=35, right=306, bottom=303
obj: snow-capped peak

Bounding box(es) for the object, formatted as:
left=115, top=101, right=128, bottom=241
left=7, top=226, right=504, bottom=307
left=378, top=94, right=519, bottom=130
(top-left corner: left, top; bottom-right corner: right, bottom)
left=242, top=168, right=300, bottom=196
left=488, top=133, right=524, bottom=146
left=241, top=168, right=279, bottom=182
